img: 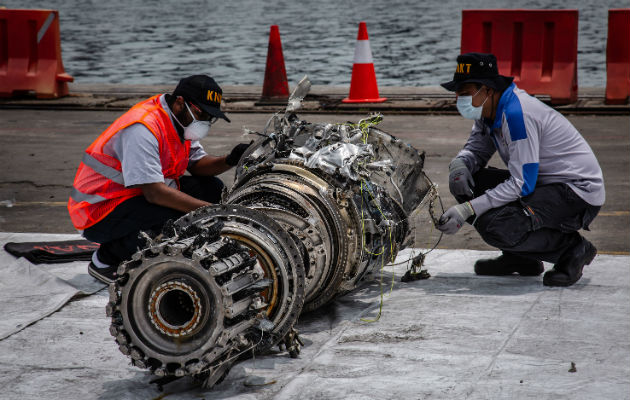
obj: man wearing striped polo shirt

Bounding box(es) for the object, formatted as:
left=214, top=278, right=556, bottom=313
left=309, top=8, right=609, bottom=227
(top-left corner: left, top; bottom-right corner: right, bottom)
left=437, top=53, right=605, bottom=287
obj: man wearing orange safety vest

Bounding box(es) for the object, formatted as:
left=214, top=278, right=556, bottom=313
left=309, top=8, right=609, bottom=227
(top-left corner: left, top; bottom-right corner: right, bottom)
left=68, top=75, right=249, bottom=283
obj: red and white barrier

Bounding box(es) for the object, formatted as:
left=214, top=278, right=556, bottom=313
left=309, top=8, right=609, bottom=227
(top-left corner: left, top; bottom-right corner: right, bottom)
left=0, top=9, right=73, bottom=98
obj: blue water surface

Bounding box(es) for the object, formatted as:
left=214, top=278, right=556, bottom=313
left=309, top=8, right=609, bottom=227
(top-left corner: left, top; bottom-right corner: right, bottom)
left=9, top=0, right=627, bottom=87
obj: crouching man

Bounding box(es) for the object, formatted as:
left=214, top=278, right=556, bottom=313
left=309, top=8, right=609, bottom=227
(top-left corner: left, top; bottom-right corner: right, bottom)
left=436, top=53, right=605, bottom=287
left=68, top=75, right=249, bottom=283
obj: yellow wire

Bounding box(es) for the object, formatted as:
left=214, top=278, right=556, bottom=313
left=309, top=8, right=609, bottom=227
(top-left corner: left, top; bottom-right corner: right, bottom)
left=351, top=115, right=395, bottom=323
left=388, top=227, right=395, bottom=293
left=360, top=244, right=386, bottom=323
left=359, top=181, right=398, bottom=322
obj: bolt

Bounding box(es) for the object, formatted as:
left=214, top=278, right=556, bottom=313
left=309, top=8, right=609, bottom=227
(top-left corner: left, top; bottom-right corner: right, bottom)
left=109, top=325, right=120, bottom=337
left=109, top=291, right=121, bottom=304
left=105, top=302, right=116, bottom=317
left=107, top=283, right=119, bottom=298
left=116, top=332, right=129, bottom=345
left=130, top=348, right=144, bottom=360
left=118, top=344, right=130, bottom=356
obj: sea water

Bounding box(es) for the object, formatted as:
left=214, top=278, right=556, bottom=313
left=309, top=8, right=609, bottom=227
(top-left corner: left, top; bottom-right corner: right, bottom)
left=9, top=0, right=627, bottom=87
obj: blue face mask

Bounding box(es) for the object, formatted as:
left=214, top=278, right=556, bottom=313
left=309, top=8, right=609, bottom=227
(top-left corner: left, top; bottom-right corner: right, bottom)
left=456, top=87, right=488, bottom=120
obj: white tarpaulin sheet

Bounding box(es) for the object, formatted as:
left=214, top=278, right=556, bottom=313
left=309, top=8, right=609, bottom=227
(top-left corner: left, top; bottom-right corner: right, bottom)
left=0, top=233, right=105, bottom=339
left=0, top=233, right=628, bottom=399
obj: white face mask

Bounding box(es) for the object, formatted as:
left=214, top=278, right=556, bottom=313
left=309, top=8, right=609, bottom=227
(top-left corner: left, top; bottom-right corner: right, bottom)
left=171, top=102, right=213, bottom=141
left=456, top=87, right=488, bottom=120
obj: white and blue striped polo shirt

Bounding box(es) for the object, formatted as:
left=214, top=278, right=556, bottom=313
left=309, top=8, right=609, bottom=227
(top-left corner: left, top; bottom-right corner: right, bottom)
left=456, top=83, right=605, bottom=216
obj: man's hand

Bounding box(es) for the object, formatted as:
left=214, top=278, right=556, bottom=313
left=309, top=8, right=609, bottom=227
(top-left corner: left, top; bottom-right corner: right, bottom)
left=140, top=182, right=210, bottom=213
left=226, top=142, right=251, bottom=166
left=449, top=158, right=474, bottom=198
left=437, top=202, right=475, bottom=234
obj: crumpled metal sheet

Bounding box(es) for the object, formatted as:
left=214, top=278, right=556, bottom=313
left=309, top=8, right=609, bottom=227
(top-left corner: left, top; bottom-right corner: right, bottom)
left=302, top=142, right=374, bottom=181
left=285, top=113, right=394, bottom=181
left=236, top=76, right=432, bottom=219
left=285, top=75, right=311, bottom=112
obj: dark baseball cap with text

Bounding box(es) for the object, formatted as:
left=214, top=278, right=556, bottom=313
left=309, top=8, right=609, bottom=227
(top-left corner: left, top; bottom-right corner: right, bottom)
left=172, top=75, right=230, bottom=122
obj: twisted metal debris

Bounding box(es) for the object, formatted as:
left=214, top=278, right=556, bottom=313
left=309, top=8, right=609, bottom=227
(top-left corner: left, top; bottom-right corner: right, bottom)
left=106, top=77, right=438, bottom=388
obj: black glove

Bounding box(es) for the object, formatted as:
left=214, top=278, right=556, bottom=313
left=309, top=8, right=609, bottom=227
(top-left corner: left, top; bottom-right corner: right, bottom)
left=226, top=142, right=251, bottom=166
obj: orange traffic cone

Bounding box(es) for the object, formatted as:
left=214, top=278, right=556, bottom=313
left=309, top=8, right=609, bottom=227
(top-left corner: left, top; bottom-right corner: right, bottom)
left=342, top=22, right=386, bottom=103
left=261, top=25, right=290, bottom=101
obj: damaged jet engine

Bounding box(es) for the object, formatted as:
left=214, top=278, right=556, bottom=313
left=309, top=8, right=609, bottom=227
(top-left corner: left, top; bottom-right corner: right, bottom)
left=106, top=77, right=437, bottom=387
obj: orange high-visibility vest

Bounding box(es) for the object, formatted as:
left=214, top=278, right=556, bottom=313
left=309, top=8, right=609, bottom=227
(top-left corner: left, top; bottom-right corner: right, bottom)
left=68, top=95, right=191, bottom=230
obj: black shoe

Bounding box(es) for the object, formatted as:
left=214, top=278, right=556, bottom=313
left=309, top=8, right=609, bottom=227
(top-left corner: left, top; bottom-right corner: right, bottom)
left=474, top=252, right=544, bottom=276
left=543, top=239, right=597, bottom=287
left=88, top=261, right=118, bottom=284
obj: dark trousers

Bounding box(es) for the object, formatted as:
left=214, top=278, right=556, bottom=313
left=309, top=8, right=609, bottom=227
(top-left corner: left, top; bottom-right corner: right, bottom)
left=457, top=168, right=600, bottom=264
left=83, top=175, right=224, bottom=266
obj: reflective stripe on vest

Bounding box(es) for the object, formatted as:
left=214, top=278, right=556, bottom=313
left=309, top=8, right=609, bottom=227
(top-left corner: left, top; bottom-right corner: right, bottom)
left=70, top=187, right=106, bottom=204
left=81, top=153, right=125, bottom=185
left=69, top=152, right=126, bottom=205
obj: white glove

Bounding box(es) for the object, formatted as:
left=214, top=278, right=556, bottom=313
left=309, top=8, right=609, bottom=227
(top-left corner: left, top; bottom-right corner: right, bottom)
left=437, top=202, right=475, bottom=234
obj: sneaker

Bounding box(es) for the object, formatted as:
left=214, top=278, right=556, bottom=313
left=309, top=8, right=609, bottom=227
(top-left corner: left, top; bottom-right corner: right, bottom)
left=474, top=252, right=544, bottom=276
left=543, top=239, right=597, bottom=287
left=88, top=261, right=118, bottom=284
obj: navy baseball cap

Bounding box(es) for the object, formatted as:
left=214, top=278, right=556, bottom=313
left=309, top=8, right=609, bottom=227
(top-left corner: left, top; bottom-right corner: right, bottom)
left=441, top=53, right=513, bottom=92
left=173, top=75, right=230, bottom=122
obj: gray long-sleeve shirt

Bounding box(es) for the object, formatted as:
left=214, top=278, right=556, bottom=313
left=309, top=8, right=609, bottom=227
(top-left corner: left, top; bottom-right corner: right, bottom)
left=456, top=83, right=605, bottom=216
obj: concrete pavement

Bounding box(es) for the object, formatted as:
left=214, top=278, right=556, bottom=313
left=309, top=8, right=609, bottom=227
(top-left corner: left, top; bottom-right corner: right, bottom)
left=1, top=83, right=627, bottom=115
